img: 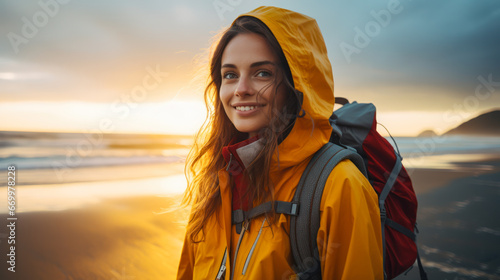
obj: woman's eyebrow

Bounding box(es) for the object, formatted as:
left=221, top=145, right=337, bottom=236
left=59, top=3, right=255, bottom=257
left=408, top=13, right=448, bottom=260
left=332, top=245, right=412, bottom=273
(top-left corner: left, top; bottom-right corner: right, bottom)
left=250, top=61, right=275, bottom=68
left=221, top=61, right=275, bottom=69
left=221, top=63, right=236, bottom=69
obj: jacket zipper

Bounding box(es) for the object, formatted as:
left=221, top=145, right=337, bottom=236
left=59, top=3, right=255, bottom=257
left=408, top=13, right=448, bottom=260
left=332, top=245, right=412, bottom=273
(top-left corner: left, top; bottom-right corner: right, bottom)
left=242, top=218, right=267, bottom=275
left=230, top=220, right=249, bottom=280
left=216, top=248, right=228, bottom=280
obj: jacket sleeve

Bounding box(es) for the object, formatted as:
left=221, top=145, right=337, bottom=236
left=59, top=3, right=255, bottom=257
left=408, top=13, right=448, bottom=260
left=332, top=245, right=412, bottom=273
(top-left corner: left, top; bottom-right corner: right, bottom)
left=177, top=225, right=195, bottom=280
left=317, top=159, right=384, bottom=280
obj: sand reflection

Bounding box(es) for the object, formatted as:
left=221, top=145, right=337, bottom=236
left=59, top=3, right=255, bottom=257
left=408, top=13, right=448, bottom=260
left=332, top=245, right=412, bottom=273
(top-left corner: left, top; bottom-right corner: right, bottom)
left=0, top=174, right=187, bottom=213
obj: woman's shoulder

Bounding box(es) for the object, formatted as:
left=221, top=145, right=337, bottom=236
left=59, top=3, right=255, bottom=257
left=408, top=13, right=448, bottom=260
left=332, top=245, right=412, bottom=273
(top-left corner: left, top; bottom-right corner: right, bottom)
left=329, top=158, right=368, bottom=184
left=320, top=158, right=378, bottom=209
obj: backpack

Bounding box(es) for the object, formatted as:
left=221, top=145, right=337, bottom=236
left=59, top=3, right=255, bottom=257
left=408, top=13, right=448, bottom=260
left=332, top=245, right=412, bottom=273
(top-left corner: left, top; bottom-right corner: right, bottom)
left=230, top=98, right=427, bottom=279
left=289, top=98, right=427, bottom=280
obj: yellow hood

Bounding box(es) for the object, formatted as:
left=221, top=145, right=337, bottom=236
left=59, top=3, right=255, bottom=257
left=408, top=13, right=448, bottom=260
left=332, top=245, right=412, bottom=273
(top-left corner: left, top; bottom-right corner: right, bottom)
left=239, top=6, right=335, bottom=169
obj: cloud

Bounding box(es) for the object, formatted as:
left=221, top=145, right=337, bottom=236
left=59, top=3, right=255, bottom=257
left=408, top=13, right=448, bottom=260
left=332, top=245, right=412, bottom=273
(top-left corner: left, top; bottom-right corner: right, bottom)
left=330, top=0, right=500, bottom=96
left=0, top=0, right=213, bottom=103
left=0, top=0, right=498, bottom=113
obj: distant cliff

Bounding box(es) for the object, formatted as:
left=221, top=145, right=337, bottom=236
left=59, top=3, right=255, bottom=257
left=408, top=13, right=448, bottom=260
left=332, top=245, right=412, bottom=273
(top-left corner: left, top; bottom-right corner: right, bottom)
left=444, top=110, right=500, bottom=136
left=417, top=129, right=438, bottom=138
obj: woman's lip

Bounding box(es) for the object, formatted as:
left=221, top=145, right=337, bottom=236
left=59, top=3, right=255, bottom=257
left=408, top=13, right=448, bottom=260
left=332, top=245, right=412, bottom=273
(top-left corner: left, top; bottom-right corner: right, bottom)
left=231, top=103, right=263, bottom=107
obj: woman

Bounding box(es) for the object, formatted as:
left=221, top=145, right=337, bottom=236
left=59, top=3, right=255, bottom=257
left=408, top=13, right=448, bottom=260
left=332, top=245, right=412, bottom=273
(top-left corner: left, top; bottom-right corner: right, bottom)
left=177, top=6, right=383, bottom=280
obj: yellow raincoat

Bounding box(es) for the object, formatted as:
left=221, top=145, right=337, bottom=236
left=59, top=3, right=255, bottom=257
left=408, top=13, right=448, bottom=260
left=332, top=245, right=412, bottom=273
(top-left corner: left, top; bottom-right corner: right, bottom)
left=177, top=6, right=383, bottom=280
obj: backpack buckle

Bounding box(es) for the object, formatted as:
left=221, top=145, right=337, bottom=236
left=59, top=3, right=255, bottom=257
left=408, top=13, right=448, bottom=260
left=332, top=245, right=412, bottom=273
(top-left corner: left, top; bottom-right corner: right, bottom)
left=380, top=204, right=387, bottom=224
left=290, top=203, right=299, bottom=216
left=232, top=209, right=245, bottom=224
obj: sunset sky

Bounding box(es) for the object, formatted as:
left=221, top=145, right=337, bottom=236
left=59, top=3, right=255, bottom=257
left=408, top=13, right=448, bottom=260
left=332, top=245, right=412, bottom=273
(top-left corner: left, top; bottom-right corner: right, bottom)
left=1, top=0, right=499, bottom=136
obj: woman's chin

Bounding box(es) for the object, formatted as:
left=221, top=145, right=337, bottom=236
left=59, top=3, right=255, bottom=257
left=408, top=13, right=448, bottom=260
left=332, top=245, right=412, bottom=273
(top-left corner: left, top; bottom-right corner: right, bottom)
left=234, top=127, right=261, bottom=138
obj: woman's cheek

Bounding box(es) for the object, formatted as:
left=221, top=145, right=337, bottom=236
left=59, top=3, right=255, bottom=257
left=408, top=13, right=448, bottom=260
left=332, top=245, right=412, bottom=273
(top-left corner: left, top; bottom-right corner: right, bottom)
left=219, top=86, right=231, bottom=104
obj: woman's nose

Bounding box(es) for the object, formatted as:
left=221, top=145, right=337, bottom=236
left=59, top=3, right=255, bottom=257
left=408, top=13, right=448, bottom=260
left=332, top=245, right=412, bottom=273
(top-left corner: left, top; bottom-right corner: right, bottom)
left=235, top=76, right=254, bottom=97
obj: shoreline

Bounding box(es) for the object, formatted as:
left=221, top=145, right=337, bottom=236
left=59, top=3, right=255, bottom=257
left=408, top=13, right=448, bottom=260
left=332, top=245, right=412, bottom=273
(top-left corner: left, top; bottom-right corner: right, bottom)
left=408, top=155, right=500, bottom=195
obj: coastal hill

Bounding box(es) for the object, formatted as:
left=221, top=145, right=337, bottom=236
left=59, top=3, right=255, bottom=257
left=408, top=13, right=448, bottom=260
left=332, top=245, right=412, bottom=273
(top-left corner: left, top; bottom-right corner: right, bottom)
left=444, top=109, right=500, bottom=136
left=417, top=129, right=438, bottom=138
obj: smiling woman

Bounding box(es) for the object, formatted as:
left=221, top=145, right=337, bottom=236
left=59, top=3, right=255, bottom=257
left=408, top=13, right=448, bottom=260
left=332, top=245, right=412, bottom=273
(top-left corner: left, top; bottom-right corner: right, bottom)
left=178, top=6, right=383, bottom=280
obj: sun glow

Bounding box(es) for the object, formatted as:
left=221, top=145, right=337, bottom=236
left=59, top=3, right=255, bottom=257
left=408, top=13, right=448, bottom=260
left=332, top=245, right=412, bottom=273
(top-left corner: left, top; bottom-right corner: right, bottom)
left=0, top=100, right=207, bottom=135
left=377, top=111, right=463, bottom=137
left=1, top=100, right=464, bottom=137
left=0, top=72, right=17, bottom=80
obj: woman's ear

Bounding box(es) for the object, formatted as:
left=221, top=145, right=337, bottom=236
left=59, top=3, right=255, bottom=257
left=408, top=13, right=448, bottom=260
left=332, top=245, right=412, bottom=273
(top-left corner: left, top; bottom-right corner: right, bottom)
left=293, top=90, right=305, bottom=118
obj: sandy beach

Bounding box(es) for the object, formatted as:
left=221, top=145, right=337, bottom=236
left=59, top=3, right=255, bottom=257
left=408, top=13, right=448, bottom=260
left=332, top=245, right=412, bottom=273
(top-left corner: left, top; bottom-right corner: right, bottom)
left=402, top=159, right=500, bottom=280
left=0, top=194, right=189, bottom=280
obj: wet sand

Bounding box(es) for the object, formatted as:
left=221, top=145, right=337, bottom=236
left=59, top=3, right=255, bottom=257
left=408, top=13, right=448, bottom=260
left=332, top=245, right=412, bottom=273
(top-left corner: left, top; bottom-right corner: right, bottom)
left=0, top=195, right=189, bottom=280
left=400, top=161, right=500, bottom=280
left=409, top=168, right=480, bottom=195
left=408, top=155, right=500, bottom=195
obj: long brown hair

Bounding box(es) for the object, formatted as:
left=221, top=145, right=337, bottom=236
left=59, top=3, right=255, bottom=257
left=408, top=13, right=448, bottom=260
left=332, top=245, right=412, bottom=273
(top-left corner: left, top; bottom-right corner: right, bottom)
left=183, top=16, right=303, bottom=243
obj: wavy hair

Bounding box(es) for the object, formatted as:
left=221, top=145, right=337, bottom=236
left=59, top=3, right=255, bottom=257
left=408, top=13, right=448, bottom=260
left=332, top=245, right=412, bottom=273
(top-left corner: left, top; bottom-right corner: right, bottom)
left=183, top=16, right=303, bottom=243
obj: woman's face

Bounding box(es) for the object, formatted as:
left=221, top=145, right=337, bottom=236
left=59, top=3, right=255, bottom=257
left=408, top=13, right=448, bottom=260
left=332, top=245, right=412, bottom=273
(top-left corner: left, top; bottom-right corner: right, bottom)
left=219, top=32, right=287, bottom=138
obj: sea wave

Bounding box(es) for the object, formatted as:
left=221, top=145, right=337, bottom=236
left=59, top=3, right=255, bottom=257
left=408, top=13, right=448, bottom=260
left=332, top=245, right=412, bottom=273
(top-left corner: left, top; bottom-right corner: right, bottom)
left=0, top=155, right=183, bottom=170
left=393, top=135, right=500, bottom=157
left=0, top=131, right=191, bottom=170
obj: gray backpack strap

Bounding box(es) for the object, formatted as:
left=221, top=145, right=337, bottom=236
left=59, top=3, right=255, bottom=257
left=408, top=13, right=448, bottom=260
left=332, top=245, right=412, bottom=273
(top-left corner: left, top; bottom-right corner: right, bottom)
left=232, top=201, right=299, bottom=234
left=290, top=142, right=366, bottom=279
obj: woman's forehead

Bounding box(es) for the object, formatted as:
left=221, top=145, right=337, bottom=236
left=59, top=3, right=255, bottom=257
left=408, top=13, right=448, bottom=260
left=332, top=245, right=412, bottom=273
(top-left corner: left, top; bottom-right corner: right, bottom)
left=221, top=33, right=277, bottom=67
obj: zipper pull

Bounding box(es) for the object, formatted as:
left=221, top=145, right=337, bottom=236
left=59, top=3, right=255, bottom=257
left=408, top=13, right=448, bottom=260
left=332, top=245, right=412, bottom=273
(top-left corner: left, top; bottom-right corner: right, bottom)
left=230, top=221, right=249, bottom=280
left=216, top=264, right=226, bottom=280
left=216, top=248, right=228, bottom=280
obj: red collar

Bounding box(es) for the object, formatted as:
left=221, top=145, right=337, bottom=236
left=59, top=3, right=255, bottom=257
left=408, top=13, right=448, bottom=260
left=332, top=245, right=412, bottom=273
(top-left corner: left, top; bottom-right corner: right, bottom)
left=222, top=135, right=261, bottom=211
left=222, top=135, right=261, bottom=175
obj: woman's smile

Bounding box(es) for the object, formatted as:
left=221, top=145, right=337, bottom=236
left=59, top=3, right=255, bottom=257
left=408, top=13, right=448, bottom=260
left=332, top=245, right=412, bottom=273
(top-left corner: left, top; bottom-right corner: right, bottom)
left=232, top=103, right=266, bottom=116
left=219, top=32, right=286, bottom=138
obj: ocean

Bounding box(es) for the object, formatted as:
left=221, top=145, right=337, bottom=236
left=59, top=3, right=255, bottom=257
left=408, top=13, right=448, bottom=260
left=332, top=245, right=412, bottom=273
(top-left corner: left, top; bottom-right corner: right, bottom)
left=0, top=131, right=192, bottom=184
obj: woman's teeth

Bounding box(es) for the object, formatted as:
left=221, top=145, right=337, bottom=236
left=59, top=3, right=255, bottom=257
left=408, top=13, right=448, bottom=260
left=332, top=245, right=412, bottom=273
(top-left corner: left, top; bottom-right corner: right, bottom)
left=235, top=106, right=258, bottom=111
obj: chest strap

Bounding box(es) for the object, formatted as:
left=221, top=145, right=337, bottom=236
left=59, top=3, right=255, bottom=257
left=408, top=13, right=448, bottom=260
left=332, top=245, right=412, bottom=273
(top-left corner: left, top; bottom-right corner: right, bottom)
left=231, top=201, right=299, bottom=234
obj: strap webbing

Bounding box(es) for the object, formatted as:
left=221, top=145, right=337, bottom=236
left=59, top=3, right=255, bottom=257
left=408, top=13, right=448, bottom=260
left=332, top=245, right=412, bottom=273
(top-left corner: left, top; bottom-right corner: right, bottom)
left=232, top=201, right=299, bottom=224
left=379, top=153, right=402, bottom=206
left=290, top=142, right=366, bottom=279
left=379, top=151, right=403, bottom=279
left=416, top=250, right=428, bottom=280
left=231, top=201, right=299, bottom=234
left=385, top=218, right=416, bottom=241
left=415, top=223, right=428, bottom=280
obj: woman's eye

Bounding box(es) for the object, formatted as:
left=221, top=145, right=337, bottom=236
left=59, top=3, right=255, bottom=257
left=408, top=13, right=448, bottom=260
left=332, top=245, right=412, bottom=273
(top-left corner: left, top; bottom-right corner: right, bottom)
left=256, top=71, right=272, bottom=78
left=223, top=72, right=237, bottom=79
